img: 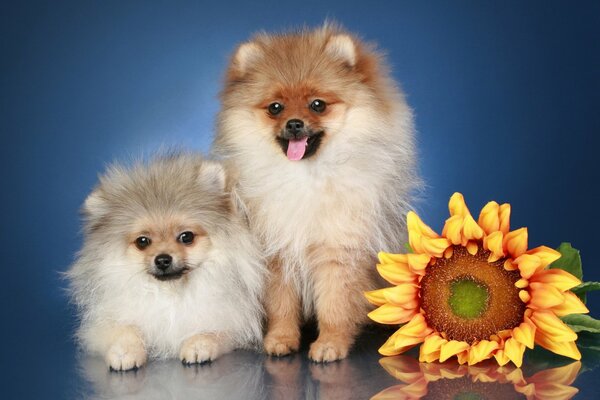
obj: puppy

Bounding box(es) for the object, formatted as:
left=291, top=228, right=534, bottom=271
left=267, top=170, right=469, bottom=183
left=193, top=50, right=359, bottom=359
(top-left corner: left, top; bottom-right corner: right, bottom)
left=68, top=153, right=266, bottom=370
left=214, top=24, right=420, bottom=361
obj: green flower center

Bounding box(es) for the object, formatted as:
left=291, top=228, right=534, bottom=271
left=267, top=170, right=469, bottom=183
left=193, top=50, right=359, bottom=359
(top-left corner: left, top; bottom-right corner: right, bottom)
left=448, top=278, right=489, bottom=319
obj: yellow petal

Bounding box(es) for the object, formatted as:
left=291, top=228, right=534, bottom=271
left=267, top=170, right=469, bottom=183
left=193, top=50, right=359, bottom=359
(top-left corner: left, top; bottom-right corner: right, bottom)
left=512, top=321, right=536, bottom=349
left=494, top=349, right=510, bottom=366
left=456, top=350, right=469, bottom=365
left=463, top=214, right=484, bottom=241
left=515, top=278, right=529, bottom=289
left=529, top=282, right=566, bottom=309
left=444, top=247, right=454, bottom=259
left=368, top=304, right=417, bottom=325
left=376, top=263, right=418, bottom=285
left=407, top=211, right=438, bottom=238
left=468, top=340, right=499, bottom=365
left=420, top=334, right=447, bottom=356
left=419, top=351, right=441, bottom=363
left=535, top=330, right=581, bottom=360
left=514, top=254, right=543, bottom=279
left=503, top=259, right=517, bottom=271
left=526, top=246, right=562, bottom=268
left=377, top=251, right=407, bottom=265
left=503, top=337, right=525, bottom=367
left=423, top=237, right=451, bottom=258
left=530, top=269, right=581, bottom=292
left=378, top=331, right=416, bottom=356
left=412, top=233, right=451, bottom=258
left=466, top=241, right=479, bottom=255
left=364, top=288, right=387, bottom=306
left=478, top=201, right=500, bottom=235
left=396, top=313, right=432, bottom=337
left=448, top=192, right=471, bottom=217
left=406, top=253, right=432, bottom=274
left=378, top=252, right=407, bottom=264
left=519, top=290, right=531, bottom=303
left=442, top=215, right=464, bottom=245
left=439, top=340, right=470, bottom=362
left=395, top=334, right=428, bottom=349
left=503, top=227, right=528, bottom=258
left=382, top=284, right=419, bottom=307
left=551, top=291, right=590, bottom=317
left=484, top=231, right=504, bottom=261
left=531, top=310, right=578, bottom=342
left=499, top=203, right=511, bottom=235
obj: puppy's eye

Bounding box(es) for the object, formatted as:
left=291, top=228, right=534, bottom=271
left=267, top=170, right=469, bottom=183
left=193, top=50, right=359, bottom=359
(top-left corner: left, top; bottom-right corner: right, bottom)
left=310, top=99, right=326, bottom=113
left=135, top=236, right=151, bottom=250
left=267, top=102, right=284, bottom=116
left=178, top=231, right=195, bottom=245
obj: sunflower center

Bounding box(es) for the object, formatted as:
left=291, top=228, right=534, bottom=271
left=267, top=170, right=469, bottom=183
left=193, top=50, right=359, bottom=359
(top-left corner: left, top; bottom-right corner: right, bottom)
left=420, top=246, right=525, bottom=343
left=448, top=278, right=489, bottom=319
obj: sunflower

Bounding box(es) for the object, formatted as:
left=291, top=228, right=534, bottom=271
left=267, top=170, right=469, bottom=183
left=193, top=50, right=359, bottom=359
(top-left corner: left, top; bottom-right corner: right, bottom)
left=366, top=193, right=589, bottom=367
left=372, top=355, right=581, bottom=400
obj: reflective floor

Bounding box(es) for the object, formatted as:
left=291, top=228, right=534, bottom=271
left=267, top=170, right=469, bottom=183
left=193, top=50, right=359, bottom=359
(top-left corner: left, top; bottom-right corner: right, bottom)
left=67, top=326, right=600, bottom=399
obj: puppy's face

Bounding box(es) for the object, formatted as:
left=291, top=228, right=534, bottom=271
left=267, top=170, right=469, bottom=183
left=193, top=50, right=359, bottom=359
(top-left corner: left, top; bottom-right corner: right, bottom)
left=125, top=215, right=211, bottom=281
left=82, top=155, right=231, bottom=285
left=217, top=27, right=389, bottom=162
left=257, top=85, right=346, bottom=161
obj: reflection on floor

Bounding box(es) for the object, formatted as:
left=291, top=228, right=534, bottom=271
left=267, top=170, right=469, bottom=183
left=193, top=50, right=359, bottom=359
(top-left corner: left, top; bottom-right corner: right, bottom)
left=75, top=327, right=600, bottom=399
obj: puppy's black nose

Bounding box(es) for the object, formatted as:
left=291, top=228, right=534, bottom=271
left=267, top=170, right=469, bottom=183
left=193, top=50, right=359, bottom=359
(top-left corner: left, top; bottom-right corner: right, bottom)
left=286, top=119, right=304, bottom=134
left=154, top=254, right=172, bottom=271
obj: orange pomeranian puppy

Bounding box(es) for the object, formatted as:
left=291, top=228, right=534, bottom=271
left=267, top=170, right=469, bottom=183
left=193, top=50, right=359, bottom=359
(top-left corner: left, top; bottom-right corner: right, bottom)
left=214, top=23, right=420, bottom=362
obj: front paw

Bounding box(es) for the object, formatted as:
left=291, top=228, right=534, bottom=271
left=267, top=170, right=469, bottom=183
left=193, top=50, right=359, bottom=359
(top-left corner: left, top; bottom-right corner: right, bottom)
left=180, top=334, right=223, bottom=364
left=106, top=341, right=147, bottom=371
left=308, top=338, right=349, bottom=362
left=264, top=333, right=300, bottom=357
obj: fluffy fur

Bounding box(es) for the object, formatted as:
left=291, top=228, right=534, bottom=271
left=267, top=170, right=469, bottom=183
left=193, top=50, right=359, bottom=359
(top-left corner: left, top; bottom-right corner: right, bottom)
left=214, top=24, right=420, bottom=361
left=67, top=153, right=266, bottom=370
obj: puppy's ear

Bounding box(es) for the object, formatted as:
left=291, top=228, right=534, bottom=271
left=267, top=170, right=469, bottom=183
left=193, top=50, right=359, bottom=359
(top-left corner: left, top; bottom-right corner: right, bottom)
left=325, top=34, right=357, bottom=67
left=232, top=42, right=262, bottom=76
left=81, top=188, right=109, bottom=232
left=199, top=160, right=226, bottom=193
left=83, top=188, right=105, bottom=218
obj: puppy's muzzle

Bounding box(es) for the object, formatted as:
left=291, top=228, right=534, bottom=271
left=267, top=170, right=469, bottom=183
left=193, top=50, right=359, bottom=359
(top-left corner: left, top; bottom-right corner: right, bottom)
left=151, top=253, right=188, bottom=281
left=155, top=253, right=172, bottom=271
left=284, top=119, right=305, bottom=139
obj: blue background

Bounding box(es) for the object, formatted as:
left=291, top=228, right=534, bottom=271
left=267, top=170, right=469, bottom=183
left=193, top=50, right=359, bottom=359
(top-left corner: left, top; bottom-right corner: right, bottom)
left=1, top=1, right=599, bottom=398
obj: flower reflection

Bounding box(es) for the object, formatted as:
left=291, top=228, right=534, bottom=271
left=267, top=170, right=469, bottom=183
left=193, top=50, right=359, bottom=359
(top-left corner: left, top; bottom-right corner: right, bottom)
left=372, top=355, right=580, bottom=400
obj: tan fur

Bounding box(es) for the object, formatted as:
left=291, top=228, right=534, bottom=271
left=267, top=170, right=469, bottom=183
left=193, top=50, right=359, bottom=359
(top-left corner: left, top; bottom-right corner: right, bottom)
left=214, top=24, right=420, bottom=361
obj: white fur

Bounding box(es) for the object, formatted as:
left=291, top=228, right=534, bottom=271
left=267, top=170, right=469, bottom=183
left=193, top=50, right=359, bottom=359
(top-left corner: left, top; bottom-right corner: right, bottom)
left=234, top=42, right=263, bottom=74
left=325, top=34, right=357, bottom=66
left=216, top=88, right=419, bottom=315
left=67, top=154, right=266, bottom=364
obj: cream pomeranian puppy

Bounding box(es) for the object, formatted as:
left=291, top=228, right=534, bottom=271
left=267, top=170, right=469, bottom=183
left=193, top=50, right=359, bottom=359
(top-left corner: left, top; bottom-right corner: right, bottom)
left=68, top=153, right=266, bottom=370
left=213, top=24, right=420, bottom=362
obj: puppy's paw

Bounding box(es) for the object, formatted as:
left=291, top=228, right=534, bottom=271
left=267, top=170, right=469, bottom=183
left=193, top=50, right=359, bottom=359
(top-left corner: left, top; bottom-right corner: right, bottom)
left=264, top=333, right=300, bottom=357
left=308, top=339, right=349, bottom=363
left=106, top=341, right=147, bottom=371
left=180, top=334, right=223, bottom=364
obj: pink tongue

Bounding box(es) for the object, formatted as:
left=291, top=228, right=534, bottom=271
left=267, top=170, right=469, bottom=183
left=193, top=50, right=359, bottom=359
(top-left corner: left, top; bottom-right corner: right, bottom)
left=286, top=137, right=308, bottom=161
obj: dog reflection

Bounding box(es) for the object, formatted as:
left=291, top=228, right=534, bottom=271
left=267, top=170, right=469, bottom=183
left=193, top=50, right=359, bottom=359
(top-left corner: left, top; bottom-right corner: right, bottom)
left=79, top=351, right=266, bottom=399
left=264, top=355, right=375, bottom=400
